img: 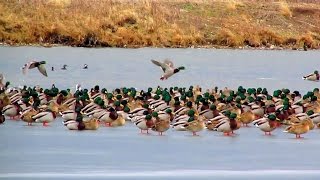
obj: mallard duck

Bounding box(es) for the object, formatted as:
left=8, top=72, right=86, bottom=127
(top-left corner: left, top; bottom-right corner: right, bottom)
left=2, top=104, right=20, bottom=119
left=60, top=110, right=77, bottom=121
left=303, top=70, right=319, bottom=81
left=172, top=109, right=196, bottom=131
left=109, top=112, right=126, bottom=127
left=20, top=108, right=38, bottom=126
left=134, top=114, right=155, bottom=134
left=172, top=114, right=189, bottom=131
left=184, top=116, right=205, bottom=136
left=151, top=112, right=170, bottom=135
left=22, top=60, right=48, bottom=77
left=63, top=120, right=79, bottom=130
left=63, top=112, right=84, bottom=130
left=283, top=119, right=310, bottom=138
left=94, top=108, right=121, bottom=127
left=61, top=64, right=67, bottom=70
left=213, top=113, right=240, bottom=136
left=206, top=114, right=229, bottom=130
left=127, top=106, right=150, bottom=121
left=252, top=114, right=277, bottom=135
left=83, top=117, right=99, bottom=130
left=199, top=104, right=221, bottom=120
left=32, top=110, right=57, bottom=126
left=309, top=112, right=320, bottom=124
left=116, top=106, right=130, bottom=121
left=156, top=109, right=174, bottom=122
left=250, top=103, right=264, bottom=118
left=238, top=110, right=256, bottom=126
left=151, top=59, right=185, bottom=80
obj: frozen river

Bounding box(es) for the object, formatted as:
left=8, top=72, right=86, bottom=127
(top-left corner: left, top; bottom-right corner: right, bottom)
left=1, top=47, right=320, bottom=179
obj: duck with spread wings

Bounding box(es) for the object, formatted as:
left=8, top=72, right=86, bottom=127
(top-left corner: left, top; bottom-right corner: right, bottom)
left=22, top=60, right=48, bottom=77
left=151, top=59, right=185, bottom=80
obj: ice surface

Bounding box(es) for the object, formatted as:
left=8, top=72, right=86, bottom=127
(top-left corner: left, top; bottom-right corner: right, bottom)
left=1, top=118, right=320, bottom=179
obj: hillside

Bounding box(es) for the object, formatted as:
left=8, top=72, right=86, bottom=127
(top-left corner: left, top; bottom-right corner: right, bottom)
left=0, top=0, right=320, bottom=49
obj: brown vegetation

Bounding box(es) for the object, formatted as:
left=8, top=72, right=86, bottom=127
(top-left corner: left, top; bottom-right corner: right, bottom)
left=0, top=0, right=320, bottom=49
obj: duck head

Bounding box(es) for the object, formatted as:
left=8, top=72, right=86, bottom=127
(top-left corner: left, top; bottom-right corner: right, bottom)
left=173, top=66, right=185, bottom=73
left=145, top=114, right=154, bottom=128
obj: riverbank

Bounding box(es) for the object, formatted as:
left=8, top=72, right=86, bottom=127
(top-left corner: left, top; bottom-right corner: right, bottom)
left=0, top=0, right=320, bottom=49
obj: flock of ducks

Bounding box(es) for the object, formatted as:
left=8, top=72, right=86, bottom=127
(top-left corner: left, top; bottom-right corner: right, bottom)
left=1, top=75, right=320, bottom=138
left=0, top=59, right=319, bottom=139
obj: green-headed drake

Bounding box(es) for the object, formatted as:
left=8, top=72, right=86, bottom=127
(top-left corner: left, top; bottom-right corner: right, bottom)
left=303, top=70, right=319, bottom=81
left=151, top=59, right=185, bottom=80
left=213, top=113, right=240, bottom=136
left=252, top=114, right=277, bottom=135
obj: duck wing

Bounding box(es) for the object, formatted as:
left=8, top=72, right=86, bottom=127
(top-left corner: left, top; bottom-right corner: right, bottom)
left=163, top=59, right=174, bottom=68
left=37, top=64, right=48, bottom=77
left=151, top=59, right=171, bottom=73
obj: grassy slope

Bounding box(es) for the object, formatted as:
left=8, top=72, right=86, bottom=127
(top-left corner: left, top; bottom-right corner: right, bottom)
left=0, top=0, right=320, bottom=49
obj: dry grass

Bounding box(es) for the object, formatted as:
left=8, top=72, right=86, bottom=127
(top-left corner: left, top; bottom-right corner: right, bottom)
left=0, top=0, right=319, bottom=49
left=278, top=1, right=293, bottom=18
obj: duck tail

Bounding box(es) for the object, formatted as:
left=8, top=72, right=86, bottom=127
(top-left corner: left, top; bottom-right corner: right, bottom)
left=283, top=126, right=292, bottom=133
left=252, top=119, right=261, bottom=127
